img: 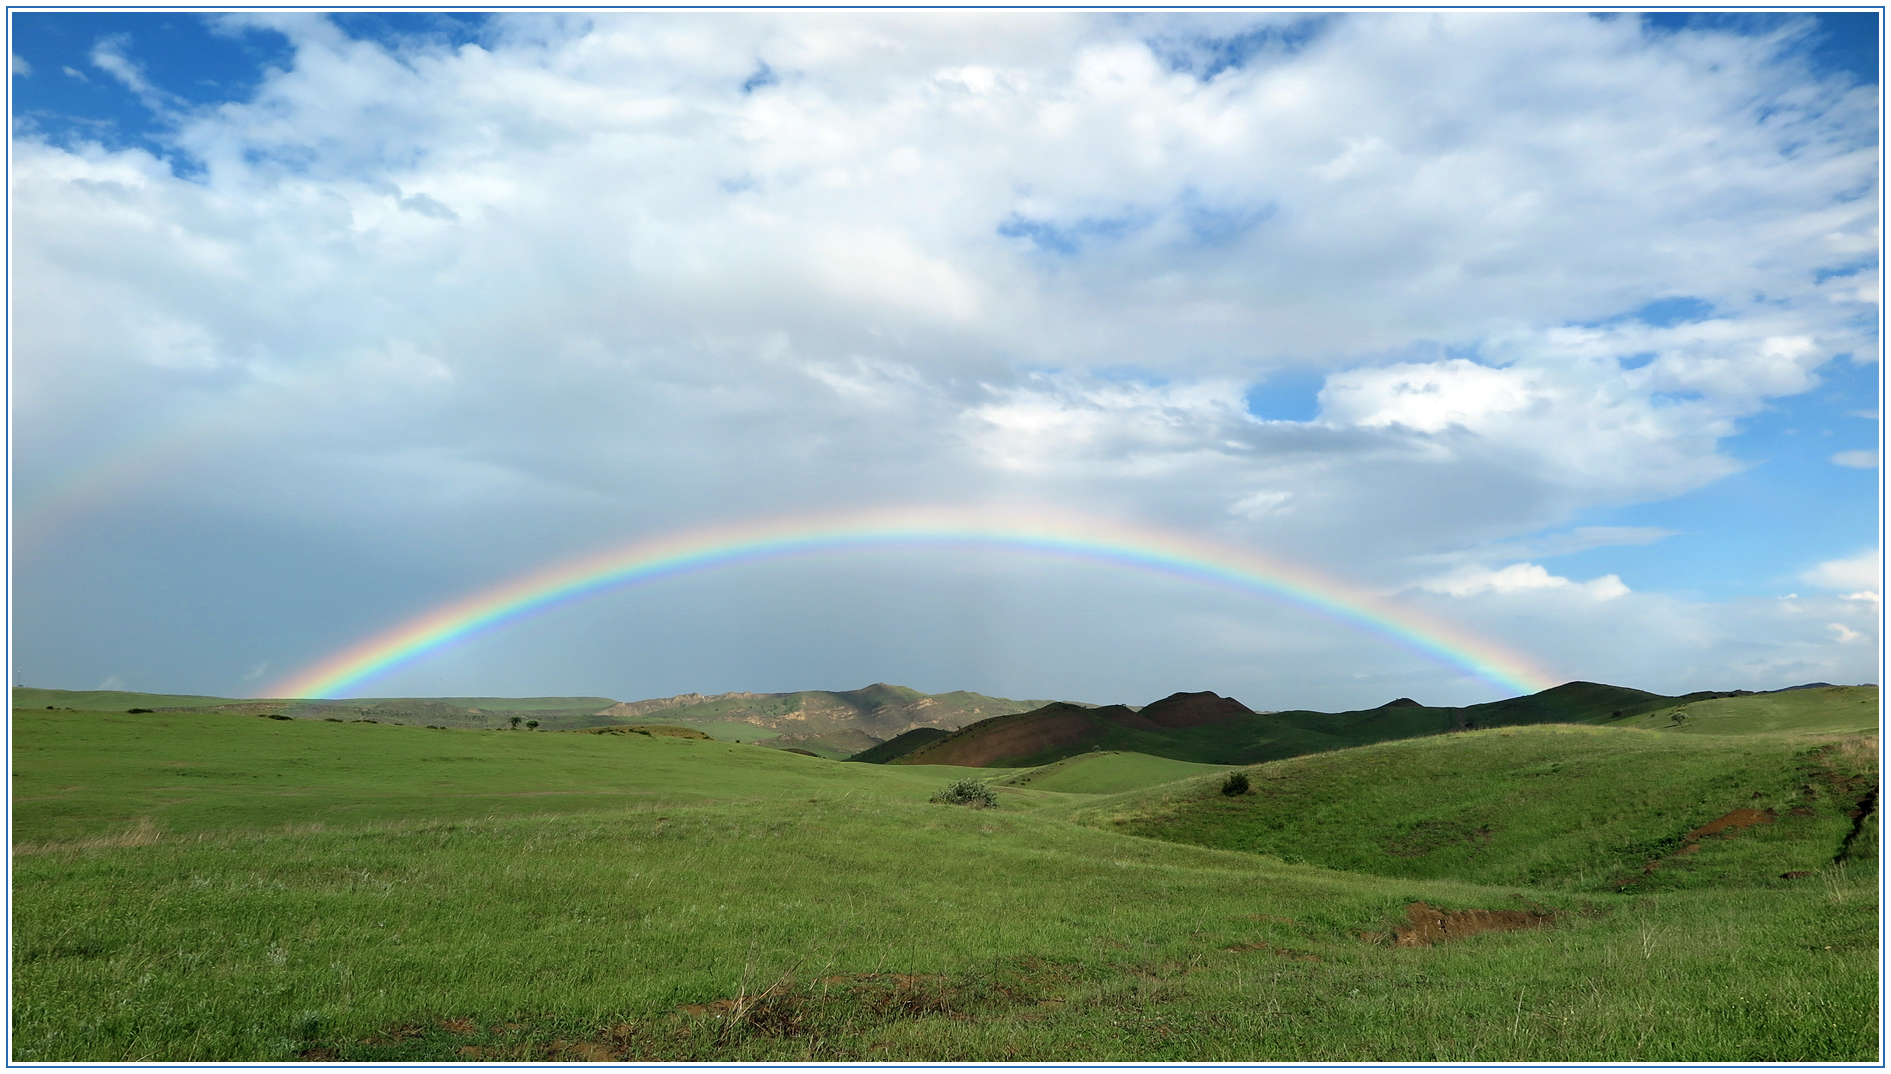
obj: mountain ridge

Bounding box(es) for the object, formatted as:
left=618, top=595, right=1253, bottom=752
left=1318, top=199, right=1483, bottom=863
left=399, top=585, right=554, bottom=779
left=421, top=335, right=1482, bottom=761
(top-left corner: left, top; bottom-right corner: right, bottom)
left=873, top=681, right=1835, bottom=768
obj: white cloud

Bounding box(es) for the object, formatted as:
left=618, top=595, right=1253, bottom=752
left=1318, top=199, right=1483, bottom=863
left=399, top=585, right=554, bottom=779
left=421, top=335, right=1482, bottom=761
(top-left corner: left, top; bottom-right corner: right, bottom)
left=1802, top=550, right=1882, bottom=595
left=1417, top=562, right=1630, bottom=601
left=1230, top=490, right=1293, bottom=519
left=12, top=53, right=31, bottom=78
left=1404, top=582, right=1879, bottom=696
left=1832, top=449, right=1877, bottom=469
left=90, top=34, right=178, bottom=110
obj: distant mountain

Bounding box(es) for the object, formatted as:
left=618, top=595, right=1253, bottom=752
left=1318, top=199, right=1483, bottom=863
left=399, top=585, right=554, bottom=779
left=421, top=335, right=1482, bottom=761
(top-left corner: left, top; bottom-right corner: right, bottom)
left=870, top=682, right=1759, bottom=768
left=9, top=683, right=1074, bottom=746
left=12, top=687, right=624, bottom=729
left=591, top=683, right=1069, bottom=756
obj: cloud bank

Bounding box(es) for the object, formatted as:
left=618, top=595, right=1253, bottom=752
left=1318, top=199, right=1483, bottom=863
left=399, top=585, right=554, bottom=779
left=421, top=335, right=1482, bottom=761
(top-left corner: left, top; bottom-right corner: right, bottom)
left=11, top=12, right=1880, bottom=708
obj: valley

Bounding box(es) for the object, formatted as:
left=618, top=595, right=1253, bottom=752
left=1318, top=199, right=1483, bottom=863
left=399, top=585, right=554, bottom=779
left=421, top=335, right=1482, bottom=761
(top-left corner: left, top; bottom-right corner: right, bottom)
left=9, top=679, right=1879, bottom=1061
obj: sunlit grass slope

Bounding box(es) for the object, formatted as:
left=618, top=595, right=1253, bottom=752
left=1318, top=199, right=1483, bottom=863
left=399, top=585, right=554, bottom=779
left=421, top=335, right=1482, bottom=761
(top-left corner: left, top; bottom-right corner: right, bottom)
left=995, top=751, right=1231, bottom=795
left=1588, top=684, right=1879, bottom=736
left=1070, top=725, right=1877, bottom=892
left=11, top=705, right=1879, bottom=1062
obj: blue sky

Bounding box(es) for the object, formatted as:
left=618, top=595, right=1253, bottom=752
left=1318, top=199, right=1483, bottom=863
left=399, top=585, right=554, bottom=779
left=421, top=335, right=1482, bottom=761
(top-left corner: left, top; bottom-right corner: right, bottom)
left=10, top=11, right=1881, bottom=709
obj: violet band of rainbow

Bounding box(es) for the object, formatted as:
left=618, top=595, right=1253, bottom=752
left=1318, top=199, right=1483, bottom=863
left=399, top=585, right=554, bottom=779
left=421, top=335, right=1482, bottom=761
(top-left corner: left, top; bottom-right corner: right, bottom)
left=265, top=506, right=1562, bottom=700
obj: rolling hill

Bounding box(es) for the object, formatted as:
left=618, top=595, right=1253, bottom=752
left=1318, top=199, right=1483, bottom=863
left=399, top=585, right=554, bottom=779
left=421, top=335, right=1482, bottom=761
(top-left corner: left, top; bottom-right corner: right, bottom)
left=873, top=681, right=1815, bottom=768
left=1064, top=719, right=1877, bottom=891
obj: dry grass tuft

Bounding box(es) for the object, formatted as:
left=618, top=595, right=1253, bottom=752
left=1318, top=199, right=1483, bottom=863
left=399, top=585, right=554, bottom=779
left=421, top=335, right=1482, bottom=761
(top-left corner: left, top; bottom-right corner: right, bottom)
left=15, top=817, right=162, bottom=856
left=1823, top=734, right=1879, bottom=774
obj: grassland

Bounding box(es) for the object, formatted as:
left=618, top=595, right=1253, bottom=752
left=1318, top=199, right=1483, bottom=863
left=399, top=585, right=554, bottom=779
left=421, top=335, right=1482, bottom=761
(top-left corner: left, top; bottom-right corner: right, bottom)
left=10, top=693, right=1881, bottom=1062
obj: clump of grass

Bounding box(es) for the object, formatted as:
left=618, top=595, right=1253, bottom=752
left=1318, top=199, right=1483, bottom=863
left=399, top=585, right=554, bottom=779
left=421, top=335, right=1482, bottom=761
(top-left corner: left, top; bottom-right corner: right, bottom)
left=931, top=778, right=997, bottom=808
left=1220, top=771, right=1249, bottom=797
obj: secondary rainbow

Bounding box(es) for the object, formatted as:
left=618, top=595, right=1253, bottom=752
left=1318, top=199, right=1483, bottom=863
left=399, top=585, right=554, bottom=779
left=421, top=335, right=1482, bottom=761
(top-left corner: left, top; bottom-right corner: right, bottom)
left=266, top=506, right=1562, bottom=700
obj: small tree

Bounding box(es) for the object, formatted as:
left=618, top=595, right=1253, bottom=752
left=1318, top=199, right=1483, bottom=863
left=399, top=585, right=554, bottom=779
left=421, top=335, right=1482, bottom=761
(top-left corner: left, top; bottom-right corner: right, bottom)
left=509, top=715, right=523, bottom=730
left=525, top=719, right=540, bottom=731
left=1221, top=771, right=1250, bottom=797
left=931, top=778, right=998, bottom=808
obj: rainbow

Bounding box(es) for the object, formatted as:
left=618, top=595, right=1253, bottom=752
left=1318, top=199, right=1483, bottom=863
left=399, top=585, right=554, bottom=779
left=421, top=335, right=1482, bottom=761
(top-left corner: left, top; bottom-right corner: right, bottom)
left=265, top=506, right=1563, bottom=700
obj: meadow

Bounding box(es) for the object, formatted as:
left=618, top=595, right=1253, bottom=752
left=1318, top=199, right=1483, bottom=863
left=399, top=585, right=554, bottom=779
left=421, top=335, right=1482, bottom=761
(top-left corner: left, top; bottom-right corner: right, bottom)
left=10, top=692, right=1880, bottom=1062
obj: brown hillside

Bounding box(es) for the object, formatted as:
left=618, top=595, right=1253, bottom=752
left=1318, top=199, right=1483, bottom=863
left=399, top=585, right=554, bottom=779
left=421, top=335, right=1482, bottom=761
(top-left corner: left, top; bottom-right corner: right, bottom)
left=893, top=703, right=1138, bottom=768
left=1136, top=691, right=1254, bottom=729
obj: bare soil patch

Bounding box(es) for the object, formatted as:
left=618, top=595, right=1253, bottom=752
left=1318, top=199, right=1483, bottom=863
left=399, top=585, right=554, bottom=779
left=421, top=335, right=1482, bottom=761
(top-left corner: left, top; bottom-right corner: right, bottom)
left=1391, top=901, right=1554, bottom=947
left=1614, top=807, right=1778, bottom=888
left=1686, top=807, right=1775, bottom=839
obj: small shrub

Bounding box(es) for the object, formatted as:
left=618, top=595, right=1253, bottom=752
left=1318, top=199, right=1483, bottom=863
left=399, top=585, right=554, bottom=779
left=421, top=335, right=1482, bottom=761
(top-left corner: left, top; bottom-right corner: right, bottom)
left=259, top=714, right=291, bottom=721
left=323, top=718, right=344, bottom=723
left=931, top=778, right=998, bottom=808
left=126, top=708, right=153, bottom=714
left=526, top=720, right=540, bottom=730
left=1221, top=771, right=1250, bottom=797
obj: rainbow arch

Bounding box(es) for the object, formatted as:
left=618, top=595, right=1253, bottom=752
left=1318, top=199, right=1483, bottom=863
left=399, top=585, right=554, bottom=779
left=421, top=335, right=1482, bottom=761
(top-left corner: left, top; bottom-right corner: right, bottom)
left=265, top=506, right=1562, bottom=700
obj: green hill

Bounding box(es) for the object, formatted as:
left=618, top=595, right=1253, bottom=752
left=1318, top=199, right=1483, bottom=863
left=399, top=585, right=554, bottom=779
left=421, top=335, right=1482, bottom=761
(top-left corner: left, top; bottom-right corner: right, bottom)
left=1585, top=684, right=1879, bottom=736
left=1067, top=723, right=1876, bottom=892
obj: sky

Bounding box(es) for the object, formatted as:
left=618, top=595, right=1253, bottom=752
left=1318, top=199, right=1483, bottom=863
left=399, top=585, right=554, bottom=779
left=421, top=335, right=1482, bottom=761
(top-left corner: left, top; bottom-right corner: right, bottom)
left=9, top=10, right=1883, bottom=711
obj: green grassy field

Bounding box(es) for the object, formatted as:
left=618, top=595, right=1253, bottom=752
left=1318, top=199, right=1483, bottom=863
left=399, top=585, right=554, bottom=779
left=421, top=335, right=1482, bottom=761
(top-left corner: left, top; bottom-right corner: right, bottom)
left=10, top=696, right=1880, bottom=1062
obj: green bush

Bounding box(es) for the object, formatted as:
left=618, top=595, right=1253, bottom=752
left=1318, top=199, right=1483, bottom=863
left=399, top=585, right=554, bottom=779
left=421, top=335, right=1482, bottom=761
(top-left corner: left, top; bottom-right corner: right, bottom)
left=931, top=778, right=997, bottom=808
left=1220, top=771, right=1250, bottom=797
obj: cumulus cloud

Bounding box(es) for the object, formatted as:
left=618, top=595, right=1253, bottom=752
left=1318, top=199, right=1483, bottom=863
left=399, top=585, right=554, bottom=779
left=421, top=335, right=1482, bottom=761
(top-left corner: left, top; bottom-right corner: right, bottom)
left=1416, top=563, right=1631, bottom=601
left=9, top=11, right=1880, bottom=701
left=1832, top=449, right=1877, bottom=468
left=1802, top=550, right=1882, bottom=598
